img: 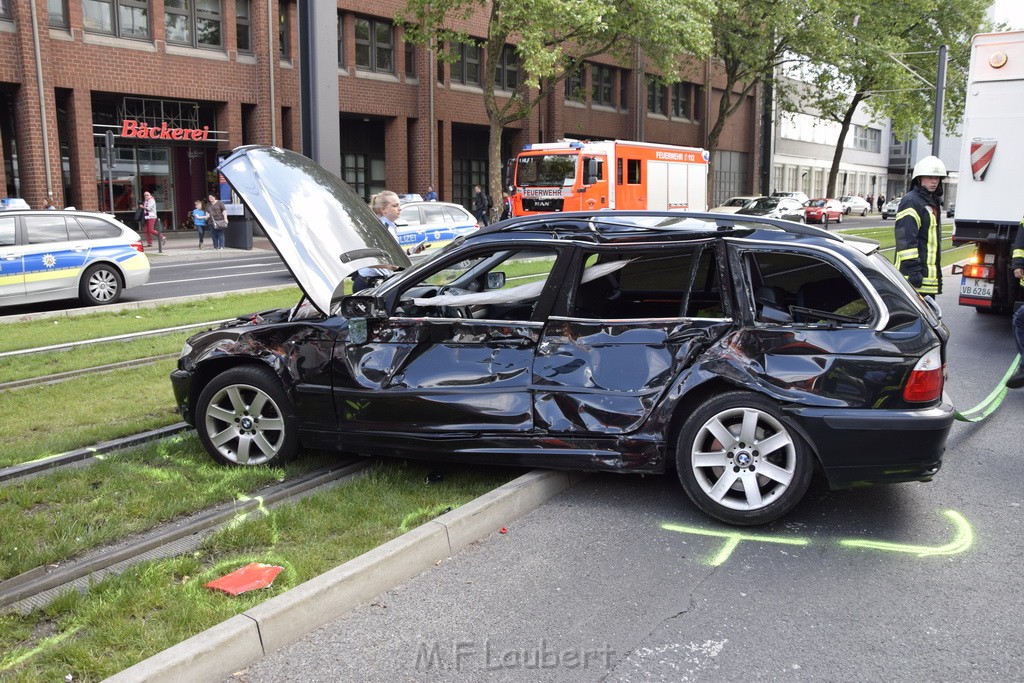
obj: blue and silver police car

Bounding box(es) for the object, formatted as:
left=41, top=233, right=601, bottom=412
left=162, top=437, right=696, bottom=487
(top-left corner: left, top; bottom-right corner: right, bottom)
left=0, top=209, right=151, bottom=307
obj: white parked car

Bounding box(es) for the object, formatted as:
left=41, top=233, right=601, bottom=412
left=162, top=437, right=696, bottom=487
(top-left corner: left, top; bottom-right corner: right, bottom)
left=770, top=191, right=810, bottom=206
left=840, top=196, right=871, bottom=216
left=0, top=209, right=150, bottom=307
left=880, top=197, right=900, bottom=219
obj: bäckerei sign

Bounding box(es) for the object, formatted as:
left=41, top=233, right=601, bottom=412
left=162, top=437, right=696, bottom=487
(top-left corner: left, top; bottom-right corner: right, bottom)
left=120, top=120, right=210, bottom=141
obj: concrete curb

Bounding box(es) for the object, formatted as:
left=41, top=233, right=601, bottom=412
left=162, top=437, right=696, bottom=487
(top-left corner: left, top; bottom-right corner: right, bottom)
left=104, top=468, right=588, bottom=683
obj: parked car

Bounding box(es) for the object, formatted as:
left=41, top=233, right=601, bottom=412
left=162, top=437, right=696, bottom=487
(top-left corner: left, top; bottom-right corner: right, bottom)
left=171, top=146, right=953, bottom=526
left=880, top=197, right=900, bottom=219
left=709, top=196, right=759, bottom=214
left=946, top=202, right=955, bottom=218
left=736, top=196, right=806, bottom=223
left=397, top=200, right=478, bottom=248
left=0, top=198, right=31, bottom=210
left=839, top=196, right=871, bottom=216
left=0, top=209, right=150, bottom=308
left=803, top=198, right=844, bottom=225
left=770, top=190, right=810, bottom=205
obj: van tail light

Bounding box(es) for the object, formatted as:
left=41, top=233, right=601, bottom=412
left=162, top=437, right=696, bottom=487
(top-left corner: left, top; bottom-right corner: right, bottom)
left=962, top=262, right=995, bottom=279
left=903, top=348, right=944, bottom=403
left=131, top=240, right=145, bottom=253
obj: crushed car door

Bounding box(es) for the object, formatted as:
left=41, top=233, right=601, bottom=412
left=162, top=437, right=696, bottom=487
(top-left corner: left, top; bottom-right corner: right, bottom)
left=336, top=246, right=564, bottom=432
left=534, top=242, right=733, bottom=434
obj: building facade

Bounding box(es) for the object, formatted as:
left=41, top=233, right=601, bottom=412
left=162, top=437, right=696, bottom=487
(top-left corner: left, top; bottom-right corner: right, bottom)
left=0, top=0, right=760, bottom=230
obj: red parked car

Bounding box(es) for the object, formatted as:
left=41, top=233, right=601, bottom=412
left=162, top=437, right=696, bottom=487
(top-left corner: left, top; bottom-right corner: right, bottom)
left=804, top=198, right=844, bottom=225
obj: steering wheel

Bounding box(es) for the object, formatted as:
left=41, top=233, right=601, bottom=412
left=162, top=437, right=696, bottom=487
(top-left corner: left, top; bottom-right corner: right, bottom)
left=437, top=286, right=472, bottom=319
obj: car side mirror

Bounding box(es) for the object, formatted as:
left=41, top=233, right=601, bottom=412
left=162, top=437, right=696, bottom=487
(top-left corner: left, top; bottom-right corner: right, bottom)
left=341, top=295, right=383, bottom=320
left=486, top=271, right=506, bottom=290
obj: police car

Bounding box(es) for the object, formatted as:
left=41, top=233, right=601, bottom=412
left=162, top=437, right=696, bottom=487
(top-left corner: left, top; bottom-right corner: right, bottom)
left=0, top=209, right=151, bottom=308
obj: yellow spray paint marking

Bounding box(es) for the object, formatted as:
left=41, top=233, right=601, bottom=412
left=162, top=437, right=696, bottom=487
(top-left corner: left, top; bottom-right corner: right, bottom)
left=662, top=510, right=974, bottom=565
left=0, top=626, right=82, bottom=672
left=661, top=523, right=809, bottom=566
left=839, top=509, right=974, bottom=557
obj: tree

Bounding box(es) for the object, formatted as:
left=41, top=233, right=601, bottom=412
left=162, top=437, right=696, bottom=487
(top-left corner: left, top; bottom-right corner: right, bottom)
left=399, top=0, right=715, bottom=209
left=701, top=0, right=839, bottom=177
left=782, top=0, right=991, bottom=197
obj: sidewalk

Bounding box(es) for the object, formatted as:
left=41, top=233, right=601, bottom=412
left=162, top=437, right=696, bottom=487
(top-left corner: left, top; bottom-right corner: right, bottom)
left=141, top=229, right=274, bottom=260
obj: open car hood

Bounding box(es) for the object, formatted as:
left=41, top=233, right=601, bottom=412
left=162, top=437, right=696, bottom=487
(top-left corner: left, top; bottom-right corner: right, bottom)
left=218, top=146, right=409, bottom=314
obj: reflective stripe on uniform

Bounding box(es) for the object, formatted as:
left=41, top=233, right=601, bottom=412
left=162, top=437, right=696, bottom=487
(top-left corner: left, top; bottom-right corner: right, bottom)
left=895, top=208, right=921, bottom=226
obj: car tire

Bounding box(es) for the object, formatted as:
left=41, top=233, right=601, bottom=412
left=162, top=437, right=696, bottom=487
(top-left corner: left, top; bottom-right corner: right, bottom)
left=675, top=391, right=814, bottom=525
left=195, top=365, right=300, bottom=467
left=844, top=207, right=851, bottom=215
left=861, top=208, right=867, bottom=216
left=836, top=212, right=842, bottom=224
left=79, top=263, right=122, bottom=305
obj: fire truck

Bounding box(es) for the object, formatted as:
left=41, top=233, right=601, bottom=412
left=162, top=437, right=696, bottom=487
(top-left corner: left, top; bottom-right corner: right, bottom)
left=952, top=30, right=1024, bottom=313
left=509, top=139, right=709, bottom=216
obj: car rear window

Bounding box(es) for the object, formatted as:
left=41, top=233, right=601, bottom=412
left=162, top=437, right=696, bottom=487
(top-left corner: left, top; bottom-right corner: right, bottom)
left=76, top=216, right=121, bottom=239
left=747, top=251, right=871, bottom=325
left=0, top=216, right=14, bottom=246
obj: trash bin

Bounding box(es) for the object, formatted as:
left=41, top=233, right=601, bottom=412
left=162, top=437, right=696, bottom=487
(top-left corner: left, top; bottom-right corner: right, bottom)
left=223, top=204, right=253, bottom=250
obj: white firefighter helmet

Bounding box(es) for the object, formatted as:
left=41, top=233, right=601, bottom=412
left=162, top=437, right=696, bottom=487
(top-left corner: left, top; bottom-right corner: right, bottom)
left=912, top=155, right=947, bottom=179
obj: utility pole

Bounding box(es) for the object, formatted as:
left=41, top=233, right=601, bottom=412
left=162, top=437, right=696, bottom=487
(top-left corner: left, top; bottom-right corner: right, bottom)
left=932, top=45, right=947, bottom=157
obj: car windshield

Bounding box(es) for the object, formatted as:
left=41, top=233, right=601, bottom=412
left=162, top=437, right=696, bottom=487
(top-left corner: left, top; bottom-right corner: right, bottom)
left=515, top=154, right=578, bottom=186
left=749, top=198, right=779, bottom=210
left=809, top=200, right=826, bottom=207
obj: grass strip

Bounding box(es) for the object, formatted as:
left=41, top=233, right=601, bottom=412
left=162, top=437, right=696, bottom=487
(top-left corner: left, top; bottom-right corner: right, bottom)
left=0, top=287, right=302, bottom=353
left=0, top=334, right=193, bottom=385
left=0, top=434, right=332, bottom=581
left=0, top=459, right=516, bottom=682
left=0, top=361, right=181, bottom=468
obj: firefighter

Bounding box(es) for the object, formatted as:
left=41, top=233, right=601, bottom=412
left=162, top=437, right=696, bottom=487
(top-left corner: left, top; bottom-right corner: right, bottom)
left=894, top=156, right=946, bottom=295
left=1007, top=217, right=1024, bottom=389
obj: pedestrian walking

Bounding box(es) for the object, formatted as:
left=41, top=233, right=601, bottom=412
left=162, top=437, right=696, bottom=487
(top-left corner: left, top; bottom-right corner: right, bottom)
left=139, top=191, right=161, bottom=247
left=894, top=156, right=946, bottom=296
left=877, top=194, right=885, bottom=213
left=207, top=193, right=229, bottom=250
left=473, top=184, right=491, bottom=227
left=499, top=190, right=512, bottom=221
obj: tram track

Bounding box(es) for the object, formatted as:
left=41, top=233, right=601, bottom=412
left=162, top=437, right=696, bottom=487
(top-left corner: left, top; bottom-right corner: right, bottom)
left=0, top=457, right=371, bottom=613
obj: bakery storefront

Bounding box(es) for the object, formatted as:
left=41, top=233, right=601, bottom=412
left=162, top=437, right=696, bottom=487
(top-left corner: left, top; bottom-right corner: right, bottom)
left=91, top=96, right=227, bottom=231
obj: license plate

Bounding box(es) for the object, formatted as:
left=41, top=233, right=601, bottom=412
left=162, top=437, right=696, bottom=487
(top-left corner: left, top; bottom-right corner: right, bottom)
left=960, top=277, right=994, bottom=298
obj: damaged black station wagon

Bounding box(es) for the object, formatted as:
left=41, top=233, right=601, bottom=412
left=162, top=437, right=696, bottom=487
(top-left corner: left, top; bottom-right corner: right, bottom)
left=171, top=147, right=954, bottom=525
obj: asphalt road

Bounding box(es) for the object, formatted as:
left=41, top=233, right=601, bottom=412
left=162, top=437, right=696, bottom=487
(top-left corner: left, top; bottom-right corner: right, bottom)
left=232, top=272, right=1024, bottom=682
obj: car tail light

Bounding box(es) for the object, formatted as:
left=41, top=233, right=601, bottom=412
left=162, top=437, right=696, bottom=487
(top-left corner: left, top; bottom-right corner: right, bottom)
left=131, top=240, right=145, bottom=253
left=962, top=262, right=995, bottom=279
left=903, top=348, right=944, bottom=403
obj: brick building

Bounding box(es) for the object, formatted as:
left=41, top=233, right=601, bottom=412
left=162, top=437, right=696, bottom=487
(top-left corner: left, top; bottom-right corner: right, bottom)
left=0, top=0, right=760, bottom=230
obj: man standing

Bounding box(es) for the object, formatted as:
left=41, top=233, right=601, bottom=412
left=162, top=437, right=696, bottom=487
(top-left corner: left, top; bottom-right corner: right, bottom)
left=473, top=184, right=490, bottom=227
left=424, top=186, right=438, bottom=202
left=1007, top=217, right=1024, bottom=389
left=877, top=194, right=885, bottom=213
left=894, top=156, right=946, bottom=296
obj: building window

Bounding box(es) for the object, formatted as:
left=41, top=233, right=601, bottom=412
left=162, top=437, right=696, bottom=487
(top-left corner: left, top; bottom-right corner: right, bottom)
left=48, top=0, right=68, bottom=27
left=591, top=64, right=613, bottom=106
left=83, top=0, right=150, bottom=38
left=0, top=0, right=9, bottom=18
left=619, top=71, right=629, bottom=111
left=495, top=45, right=519, bottom=91
left=279, top=1, right=290, bottom=59
left=565, top=65, right=585, bottom=102
left=405, top=39, right=416, bottom=77
left=671, top=82, right=694, bottom=120
left=342, top=11, right=350, bottom=64
left=451, top=41, right=481, bottom=86
left=646, top=76, right=664, bottom=115
left=165, top=0, right=222, bottom=48
left=342, top=153, right=368, bottom=198
left=355, top=17, right=394, bottom=73
left=852, top=125, right=881, bottom=153
left=236, top=0, right=250, bottom=51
